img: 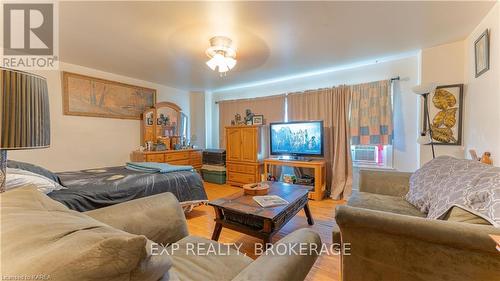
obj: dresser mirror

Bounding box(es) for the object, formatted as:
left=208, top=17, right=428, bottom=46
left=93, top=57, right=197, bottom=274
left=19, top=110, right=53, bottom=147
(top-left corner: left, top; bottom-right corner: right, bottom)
left=180, top=112, right=188, bottom=140
left=141, top=102, right=188, bottom=150
left=155, top=102, right=181, bottom=138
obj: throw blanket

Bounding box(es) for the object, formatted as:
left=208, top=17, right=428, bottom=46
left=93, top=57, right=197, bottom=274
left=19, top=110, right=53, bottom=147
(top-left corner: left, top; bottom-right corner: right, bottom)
left=406, top=156, right=500, bottom=227
left=126, top=162, right=193, bottom=173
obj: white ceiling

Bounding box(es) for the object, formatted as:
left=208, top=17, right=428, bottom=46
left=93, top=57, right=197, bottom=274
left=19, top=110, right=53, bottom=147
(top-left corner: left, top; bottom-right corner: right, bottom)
left=60, top=1, right=495, bottom=92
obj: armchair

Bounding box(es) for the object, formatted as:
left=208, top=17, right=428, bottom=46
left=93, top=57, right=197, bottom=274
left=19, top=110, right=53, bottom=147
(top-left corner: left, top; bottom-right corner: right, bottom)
left=334, top=170, right=500, bottom=281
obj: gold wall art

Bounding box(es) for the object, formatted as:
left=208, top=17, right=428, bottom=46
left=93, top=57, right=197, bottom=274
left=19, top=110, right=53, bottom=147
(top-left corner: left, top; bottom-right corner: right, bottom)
left=424, top=84, right=463, bottom=145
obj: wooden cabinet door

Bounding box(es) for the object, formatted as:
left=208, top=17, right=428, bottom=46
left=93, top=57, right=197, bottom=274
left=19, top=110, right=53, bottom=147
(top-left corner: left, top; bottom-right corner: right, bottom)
left=226, top=128, right=242, bottom=161
left=241, top=127, right=257, bottom=162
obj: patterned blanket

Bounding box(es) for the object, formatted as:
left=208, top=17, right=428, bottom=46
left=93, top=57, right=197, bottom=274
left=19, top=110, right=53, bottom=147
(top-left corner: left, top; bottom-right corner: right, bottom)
left=406, top=156, right=500, bottom=227
left=49, top=166, right=207, bottom=212
left=126, top=162, right=193, bottom=173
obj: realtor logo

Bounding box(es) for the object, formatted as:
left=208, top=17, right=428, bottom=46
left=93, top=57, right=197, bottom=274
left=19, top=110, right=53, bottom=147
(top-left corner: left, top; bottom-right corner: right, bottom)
left=2, top=2, right=58, bottom=69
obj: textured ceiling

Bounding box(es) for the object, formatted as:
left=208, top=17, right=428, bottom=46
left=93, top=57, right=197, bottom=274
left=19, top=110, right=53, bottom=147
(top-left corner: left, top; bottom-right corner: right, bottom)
left=59, top=1, right=495, bottom=91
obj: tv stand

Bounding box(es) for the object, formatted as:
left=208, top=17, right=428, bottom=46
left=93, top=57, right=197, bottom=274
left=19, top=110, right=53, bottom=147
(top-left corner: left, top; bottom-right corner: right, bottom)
left=264, top=158, right=326, bottom=200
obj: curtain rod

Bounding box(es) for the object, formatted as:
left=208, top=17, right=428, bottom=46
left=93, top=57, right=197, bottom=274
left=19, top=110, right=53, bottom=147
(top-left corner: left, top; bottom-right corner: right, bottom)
left=215, top=76, right=401, bottom=104
left=215, top=93, right=285, bottom=104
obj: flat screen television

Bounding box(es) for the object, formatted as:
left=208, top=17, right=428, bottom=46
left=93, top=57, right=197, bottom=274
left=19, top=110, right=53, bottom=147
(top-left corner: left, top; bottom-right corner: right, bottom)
left=269, top=121, right=324, bottom=157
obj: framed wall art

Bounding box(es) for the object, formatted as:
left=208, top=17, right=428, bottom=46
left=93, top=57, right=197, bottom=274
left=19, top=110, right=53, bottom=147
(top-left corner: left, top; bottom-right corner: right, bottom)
left=474, top=29, right=490, bottom=78
left=63, top=72, right=156, bottom=120
left=423, top=84, right=464, bottom=145
left=252, top=115, right=264, bottom=125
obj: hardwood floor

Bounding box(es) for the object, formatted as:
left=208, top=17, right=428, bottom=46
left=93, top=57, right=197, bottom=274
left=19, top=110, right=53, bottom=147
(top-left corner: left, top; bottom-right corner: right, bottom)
left=185, top=182, right=345, bottom=281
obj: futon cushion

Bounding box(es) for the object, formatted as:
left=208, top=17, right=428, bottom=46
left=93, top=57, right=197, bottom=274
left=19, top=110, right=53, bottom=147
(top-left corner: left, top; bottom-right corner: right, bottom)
left=442, top=206, right=492, bottom=225
left=348, top=191, right=425, bottom=218
left=7, top=159, right=61, bottom=184
left=167, top=235, right=253, bottom=281
left=1, top=187, right=172, bottom=281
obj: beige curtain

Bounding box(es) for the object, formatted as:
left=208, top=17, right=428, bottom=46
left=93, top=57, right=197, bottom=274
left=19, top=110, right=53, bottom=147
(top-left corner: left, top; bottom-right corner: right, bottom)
left=218, top=94, right=285, bottom=148
left=288, top=86, right=353, bottom=199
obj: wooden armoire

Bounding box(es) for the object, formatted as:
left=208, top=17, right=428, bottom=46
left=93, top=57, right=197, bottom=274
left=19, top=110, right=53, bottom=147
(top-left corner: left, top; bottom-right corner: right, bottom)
left=225, top=125, right=267, bottom=186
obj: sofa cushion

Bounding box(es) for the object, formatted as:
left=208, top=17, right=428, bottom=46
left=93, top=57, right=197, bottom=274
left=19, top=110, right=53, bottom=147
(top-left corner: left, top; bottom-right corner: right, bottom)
left=168, top=235, right=253, bottom=281
left=442, top=206, right=492, bottom=225
left=348, top=191, right=425, bottom=218
left=1, top=186, right=172, bottom=281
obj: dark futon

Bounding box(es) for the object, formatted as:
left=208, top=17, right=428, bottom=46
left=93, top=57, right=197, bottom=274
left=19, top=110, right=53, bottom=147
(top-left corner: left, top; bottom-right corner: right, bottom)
left=7, top=160, right=208, bottom=212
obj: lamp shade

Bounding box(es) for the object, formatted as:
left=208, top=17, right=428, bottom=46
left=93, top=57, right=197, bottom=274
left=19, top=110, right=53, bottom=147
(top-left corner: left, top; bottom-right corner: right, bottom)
left=417, top=133, right=432, bottom=145
left=412, top=83, right=437, bottom=96
left=1, top=68, right=50, bottom=150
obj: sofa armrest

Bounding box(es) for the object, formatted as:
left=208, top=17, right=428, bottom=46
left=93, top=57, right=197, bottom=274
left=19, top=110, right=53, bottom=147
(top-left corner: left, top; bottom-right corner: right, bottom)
left=232, top=229, right=321, bottom=281
left=335, top=205, right=500, bottom=281
left=85, top=193, right=189, bottom=245
left=359, top=169, right=412, bottom=196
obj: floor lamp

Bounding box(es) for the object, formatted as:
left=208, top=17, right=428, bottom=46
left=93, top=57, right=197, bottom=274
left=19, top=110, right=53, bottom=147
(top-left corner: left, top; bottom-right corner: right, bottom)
left=412, top=83, right=437, bottom=159
left=0, top=68, right=50, bottom=192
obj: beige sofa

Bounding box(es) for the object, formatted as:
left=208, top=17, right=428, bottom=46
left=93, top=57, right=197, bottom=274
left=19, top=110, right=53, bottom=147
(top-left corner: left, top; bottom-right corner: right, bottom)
left=1, top=186, right=321, bottom=281
left=334, top=170, right=500, bottom=281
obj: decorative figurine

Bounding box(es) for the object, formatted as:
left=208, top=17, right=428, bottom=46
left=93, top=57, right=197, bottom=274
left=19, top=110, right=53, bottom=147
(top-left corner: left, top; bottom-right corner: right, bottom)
left=235, top=113, right=243, bottom=125
left=157, top=114, right=170, bottom=126
left=481, top=152, right=493, bottom=165
left=244, top=109, right=254, bottom=124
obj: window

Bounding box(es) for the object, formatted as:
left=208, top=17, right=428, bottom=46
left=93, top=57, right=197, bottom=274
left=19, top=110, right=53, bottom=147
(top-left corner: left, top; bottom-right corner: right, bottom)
left=349, top=80, right=394, bottom=169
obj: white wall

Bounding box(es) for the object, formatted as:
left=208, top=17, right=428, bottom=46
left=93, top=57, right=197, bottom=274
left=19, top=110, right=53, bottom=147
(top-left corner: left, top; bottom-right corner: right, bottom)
left=205, top=91, right=214, bottom=148
left=420, top=40, right=466, bottom=165
left=189, top=91, right=206, bottom=148
left=209, top=55, right=421, bottom=172
left=463, top=3, right=500, bottom=165
left=9, top=62, right=190, bottom=172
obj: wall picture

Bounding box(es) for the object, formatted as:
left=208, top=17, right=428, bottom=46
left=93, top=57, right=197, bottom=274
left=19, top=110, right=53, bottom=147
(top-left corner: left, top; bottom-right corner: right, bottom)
left=63, top=72, right=156, bottom=120
left=252, top=115, right=264, bottom=125
left=474, top=29, right=489, bottom=78
left=424, top=84, right=464, bottom=145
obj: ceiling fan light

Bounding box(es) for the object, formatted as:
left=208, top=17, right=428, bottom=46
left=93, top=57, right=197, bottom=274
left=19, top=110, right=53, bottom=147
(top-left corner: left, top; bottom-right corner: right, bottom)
left=206, top=36, right=237, bottom=74
left=213, top=53, right=225, bottom=64
left=225, top=57, right=237, bottom=70
left=206, top=58, right=217, bottom=70
left=218, top=63, right=229, bottom=73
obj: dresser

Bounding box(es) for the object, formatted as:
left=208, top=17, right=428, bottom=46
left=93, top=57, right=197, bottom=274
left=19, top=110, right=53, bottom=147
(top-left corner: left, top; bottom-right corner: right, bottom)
left=131, top=149, right=203, bottom=171
left=225, top=125, right=267, bottom=186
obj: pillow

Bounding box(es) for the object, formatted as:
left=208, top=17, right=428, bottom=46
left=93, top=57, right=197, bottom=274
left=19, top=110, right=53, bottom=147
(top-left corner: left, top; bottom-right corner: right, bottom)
left=7, top=159, right=62, bottom=184
left=442, top=206, right=492, bottom=225
left=6, top=168, right=66, bottom=194
left=1, top=187, right=173, bottom=281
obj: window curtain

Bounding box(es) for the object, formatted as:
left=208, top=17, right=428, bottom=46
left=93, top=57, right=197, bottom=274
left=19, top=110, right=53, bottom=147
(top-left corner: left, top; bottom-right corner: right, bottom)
left=218, top=94, right=285, bottom=148
left=288, top=86, right=353, bottom=200
left=350, top=80, right=392, bottom=145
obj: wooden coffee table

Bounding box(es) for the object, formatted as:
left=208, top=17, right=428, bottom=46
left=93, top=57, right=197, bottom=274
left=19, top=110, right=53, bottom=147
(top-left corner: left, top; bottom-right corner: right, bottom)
left=208, top=181, right=314, bottom=246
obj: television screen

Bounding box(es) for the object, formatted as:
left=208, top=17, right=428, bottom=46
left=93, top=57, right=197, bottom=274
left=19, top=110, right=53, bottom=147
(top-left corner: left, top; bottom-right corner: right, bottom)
left=270, top=121, right=324, bottom=157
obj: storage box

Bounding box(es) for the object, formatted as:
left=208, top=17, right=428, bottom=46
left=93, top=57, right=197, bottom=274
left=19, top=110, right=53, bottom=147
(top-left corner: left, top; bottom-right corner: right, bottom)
left=201, top=169, right=226, bottom=184
left=202, top=164, right=226, bottom=172
left=203, top=149, right=226, bottom=165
